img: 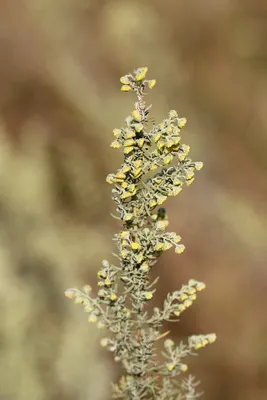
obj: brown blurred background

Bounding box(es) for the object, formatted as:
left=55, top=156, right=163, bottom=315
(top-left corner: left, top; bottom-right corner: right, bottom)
left=0, top=1, right=266, bottom=399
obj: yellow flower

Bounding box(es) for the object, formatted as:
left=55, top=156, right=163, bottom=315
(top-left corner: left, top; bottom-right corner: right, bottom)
left=64, top=289, right=76, bottom=299
left=131, top=242, right=141, bottom=250
left=134, top=159, right=142, bottom=169
left=169, top=110, right=178, bottom=118
left=135, top=253, right=144, bottom=263
left=121, top=249, right=128, bottom=259
left=121, top=231, right=130, bottom=239
left=132, top=110, right=142, bottom=121
left=124, top=139, right=135, bottom=147
left=154, top=242, right=164, bottom=251
left=140, top=262, right=149, bottom=273
left=149, top=199, right=157, bottom=207
left=157, top=195, right=167, bottom=205
left=178, top=117, right=187, bottom=128
left=124, top=147, right=134, bottom=154
left=195, top=161, right=204, bottom=171
left=162, top=242, right=173, bottom=250
left=155, top=220, right=169, bottom=230
left=133, top=168, right=142, bottom=178
left=187, top=287, right=196, bottom=295
left=74, top=296, right=84, bottom=305
left=208, top=333, right=217, bottom=343
left=100, top=338, right=109, bottom=347
left=106, top=174, right=115, bottom=184
left=122, top=165, right=131, bottom=173
left=164, top=154, right=174, bottom=165
left=184, top=299, right=193, bottom=308
left=84, top=305, right=94, bottom=313
left=113, top=128, right=122, bottom=137
left=110, top=294, right=117, bottom=301
left=175, top=244, right=185, bottom=254
left=196, top=282, right=206, bottom=291
left=137, top=138, right=145, bottom=148
left=110, top=140, right=121, bottom=149
left=186, top=177, right=195, bottom=186
left=172, top=187, right=182, bottom=196
left=125, top=131, right=136, bottom=139
left=135, top=66, right=148, bottom=81
left=180, top=364, right=188, bottom=372
left=123, top=213, right=133, bottom=221
left=157, top=141, right=165, bottom=150
left=148, top=79, right=156, bottom=89
left=98, top=270, right=107, bottom=279
left=88, top=314, right=97, bottom=323
left=167, top=363, right=175, bottom=372
left=134, top=123, right=143, bottom=132
left=116, top=172, right=126, bottom=179
left=154, top=133, right=161, bottom=143
left=120, top=75, right=130, bottom=84
left=121, top=85, right=132, bottom=92
left=145, top=291, right=153, bottom=300
left=121, top=191, right=132, bottom=199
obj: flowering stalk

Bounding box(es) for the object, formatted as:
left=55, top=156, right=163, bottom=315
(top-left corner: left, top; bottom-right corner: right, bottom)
left=65, top=67, right=216, bottom=399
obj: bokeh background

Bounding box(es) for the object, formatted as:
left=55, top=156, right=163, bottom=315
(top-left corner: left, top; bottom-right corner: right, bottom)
left=0, top=1, right=266, bottom=399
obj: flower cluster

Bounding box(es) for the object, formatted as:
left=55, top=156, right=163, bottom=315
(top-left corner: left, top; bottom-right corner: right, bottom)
left=65, top=67, right=216, bottom=399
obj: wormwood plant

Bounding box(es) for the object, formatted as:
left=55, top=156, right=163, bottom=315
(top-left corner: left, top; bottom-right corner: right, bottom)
left=65, top=67, right=216, bottom=400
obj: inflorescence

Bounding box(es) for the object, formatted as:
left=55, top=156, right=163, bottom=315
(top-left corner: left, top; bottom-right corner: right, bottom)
left=65, top=67, right=216, bottom=400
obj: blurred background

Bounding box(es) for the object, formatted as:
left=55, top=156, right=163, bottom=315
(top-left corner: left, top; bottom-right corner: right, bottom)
left=0, top=0, right=266, bottom=399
